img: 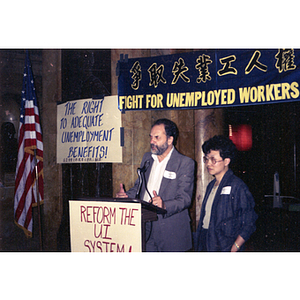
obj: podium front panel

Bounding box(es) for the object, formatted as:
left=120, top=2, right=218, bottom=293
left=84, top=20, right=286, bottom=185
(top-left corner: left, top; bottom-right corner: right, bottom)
left=69, top=200, right=142, bottom=252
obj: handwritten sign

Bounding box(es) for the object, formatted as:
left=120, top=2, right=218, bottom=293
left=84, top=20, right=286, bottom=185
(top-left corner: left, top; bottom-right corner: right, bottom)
left=69, top=200, right=142, bottom=252
left=56, top=95, right=122, bottom=164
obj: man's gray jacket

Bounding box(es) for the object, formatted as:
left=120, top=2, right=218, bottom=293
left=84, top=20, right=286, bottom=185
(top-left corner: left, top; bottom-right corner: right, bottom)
left=126, top=148, right=195, bottom=251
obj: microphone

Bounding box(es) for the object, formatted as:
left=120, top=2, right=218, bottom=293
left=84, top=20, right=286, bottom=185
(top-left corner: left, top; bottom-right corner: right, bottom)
left=138, top=160, right=150, bottom=173
left=135, top=160, right=151, bottom=200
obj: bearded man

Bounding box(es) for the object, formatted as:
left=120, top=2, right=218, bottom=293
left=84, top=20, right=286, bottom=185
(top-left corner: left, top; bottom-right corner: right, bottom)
left=116, top=118, right=195, bottom=252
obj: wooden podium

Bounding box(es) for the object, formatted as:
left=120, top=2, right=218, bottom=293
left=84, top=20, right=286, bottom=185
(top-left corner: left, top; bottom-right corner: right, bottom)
left=73, top=197, right=166, bottom=252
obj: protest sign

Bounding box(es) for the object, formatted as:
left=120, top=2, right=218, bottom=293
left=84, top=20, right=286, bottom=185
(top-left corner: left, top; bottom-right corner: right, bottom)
left=57, top=95, right=122, bottom=164
left=69, top=200, right=142, bottom=252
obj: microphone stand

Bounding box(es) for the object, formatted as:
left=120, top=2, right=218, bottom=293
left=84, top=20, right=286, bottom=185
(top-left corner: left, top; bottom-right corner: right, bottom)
left=135, top=160, right=153, bottom=245
left=142, top=171, right=153, bottom=203
left=135, top=160, right=152, bottom=201
left=135, top=168, right=143, bottom=199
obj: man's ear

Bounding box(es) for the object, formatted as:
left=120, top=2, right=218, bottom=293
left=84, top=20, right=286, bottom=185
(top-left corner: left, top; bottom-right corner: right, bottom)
left=224, top=158, right=231, bottom=167
left=168, top=136, right=174, bottom=146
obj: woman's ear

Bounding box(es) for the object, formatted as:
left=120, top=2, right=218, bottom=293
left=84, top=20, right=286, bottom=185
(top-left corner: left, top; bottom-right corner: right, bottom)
left=224, top=158, right=231, bottom=167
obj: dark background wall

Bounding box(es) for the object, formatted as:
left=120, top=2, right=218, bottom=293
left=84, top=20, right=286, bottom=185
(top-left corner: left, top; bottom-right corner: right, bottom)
left=224, top=102, right=300, bottom=250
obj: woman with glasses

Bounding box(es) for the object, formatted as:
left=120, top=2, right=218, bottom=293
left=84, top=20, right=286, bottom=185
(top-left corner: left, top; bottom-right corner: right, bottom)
left=195, top=135, right=257, bottom=251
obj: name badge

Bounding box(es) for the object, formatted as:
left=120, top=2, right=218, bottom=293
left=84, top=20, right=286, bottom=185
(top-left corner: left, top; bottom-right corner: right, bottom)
left=221, top=186, right=231, bottom=195
left=164, top=170, right=176, bottom=180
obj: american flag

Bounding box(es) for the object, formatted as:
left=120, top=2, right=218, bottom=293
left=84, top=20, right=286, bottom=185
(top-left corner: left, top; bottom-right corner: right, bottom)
left=14, top=51, right=44, bottom=238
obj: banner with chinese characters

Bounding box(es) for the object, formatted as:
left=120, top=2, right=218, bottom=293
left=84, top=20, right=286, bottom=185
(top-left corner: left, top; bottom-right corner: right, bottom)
left=117, top=49, right=300, bottom=111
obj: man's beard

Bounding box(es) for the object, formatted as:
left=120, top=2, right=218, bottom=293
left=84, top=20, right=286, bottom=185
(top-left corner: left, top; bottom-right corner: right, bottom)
left=151, top=140, right=168, bottom=156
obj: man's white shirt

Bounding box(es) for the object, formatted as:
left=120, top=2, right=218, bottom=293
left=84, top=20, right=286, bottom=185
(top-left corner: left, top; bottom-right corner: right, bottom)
left=143, top=147, right=174, bottom=202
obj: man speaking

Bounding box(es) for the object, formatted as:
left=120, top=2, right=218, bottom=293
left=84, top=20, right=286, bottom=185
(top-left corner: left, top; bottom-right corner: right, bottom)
left=116, top=118, right=195, bottom=252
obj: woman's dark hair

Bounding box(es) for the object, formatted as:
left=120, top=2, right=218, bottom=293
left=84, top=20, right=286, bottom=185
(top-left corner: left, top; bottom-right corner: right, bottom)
left=152, top=118, right=179, bottom=146
left=202, top=135, right=237, bottom=162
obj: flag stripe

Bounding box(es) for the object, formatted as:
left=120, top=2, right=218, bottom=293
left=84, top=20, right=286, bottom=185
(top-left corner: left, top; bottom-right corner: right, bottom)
left=14, top=51, right=44, bottom=237
left=15, top=161, right=33, bottom=221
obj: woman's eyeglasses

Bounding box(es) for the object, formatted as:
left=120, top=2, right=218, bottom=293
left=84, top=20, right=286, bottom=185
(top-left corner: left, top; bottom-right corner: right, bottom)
left=203, top=156, right=223, bottom=165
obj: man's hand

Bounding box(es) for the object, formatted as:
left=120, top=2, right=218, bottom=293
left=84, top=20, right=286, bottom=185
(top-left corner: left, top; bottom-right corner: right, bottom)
left=152, top=190, right=166, bottom=209
left=116, top=183, right=128, bottom=198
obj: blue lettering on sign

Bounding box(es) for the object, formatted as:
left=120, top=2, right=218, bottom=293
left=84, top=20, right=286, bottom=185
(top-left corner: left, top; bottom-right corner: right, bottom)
left=70, top=114, right=104, bottom=129
left=61, top=128, right=114, bottom=143
left=81, top=99, right=104, bottom=114
left=68, top=146, right=108, bottom=159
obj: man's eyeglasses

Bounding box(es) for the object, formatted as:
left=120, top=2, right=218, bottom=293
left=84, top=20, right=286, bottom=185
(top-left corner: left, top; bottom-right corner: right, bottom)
left=203, top=156, right=223, bottom=165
